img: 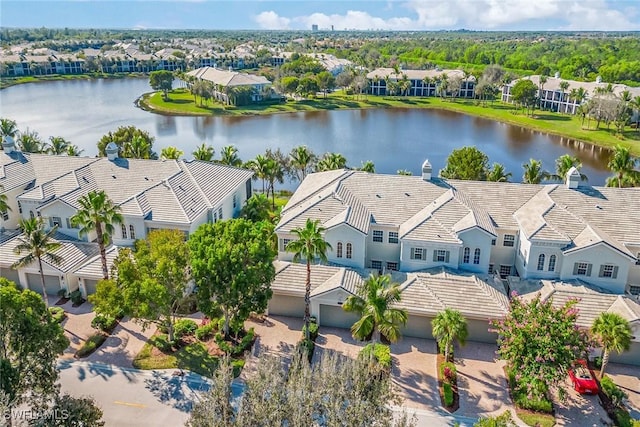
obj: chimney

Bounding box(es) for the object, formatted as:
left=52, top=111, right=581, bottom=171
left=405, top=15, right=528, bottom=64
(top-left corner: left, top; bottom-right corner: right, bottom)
left=2, top=136, right=16, bottom=154
left=566, top=166, right=580, bottom=189
left=421, top=159, right=432, bottom=181
left=554, top=71, right=560, bottom=79
left=596, top=75, right=602, bottom=84
left=105, top=142, right=119, bottom=161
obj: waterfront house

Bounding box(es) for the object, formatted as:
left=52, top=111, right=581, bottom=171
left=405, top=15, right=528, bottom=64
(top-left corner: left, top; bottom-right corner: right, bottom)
left=186, top=66, right=273, bottom=105
left=366, top=67, right=476, bottom=98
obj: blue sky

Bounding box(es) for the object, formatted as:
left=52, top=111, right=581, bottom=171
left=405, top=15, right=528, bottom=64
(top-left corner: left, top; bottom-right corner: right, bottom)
left=1, top=0, right=639, bottom=31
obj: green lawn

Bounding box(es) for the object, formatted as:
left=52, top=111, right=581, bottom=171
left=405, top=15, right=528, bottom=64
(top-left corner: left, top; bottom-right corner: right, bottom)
left=517, top=411, right=556, bottom=427
left=0, top=72, right=145, bottom=89
left=141, top=89, right=640, bottom=155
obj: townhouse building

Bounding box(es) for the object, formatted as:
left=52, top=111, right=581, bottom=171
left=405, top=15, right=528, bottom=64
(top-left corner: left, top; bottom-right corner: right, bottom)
left=366, top=68, right=476, bottom=98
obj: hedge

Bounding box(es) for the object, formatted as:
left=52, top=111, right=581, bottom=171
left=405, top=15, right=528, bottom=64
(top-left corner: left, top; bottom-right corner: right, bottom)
left=75, top=333, right=106, bottom=358
left=359, top=343, right=392, bottom=370
left=174, top=319, right=198, bottom=338
left=48, top=307, right=65, bottom=323
left=443, top=382, right=454, bottom=407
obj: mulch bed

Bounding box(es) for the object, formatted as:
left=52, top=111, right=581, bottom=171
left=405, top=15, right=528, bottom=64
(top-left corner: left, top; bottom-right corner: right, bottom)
left=55, top=297, right=70, bottom=306
left=436, top=351, right=460, bottom=413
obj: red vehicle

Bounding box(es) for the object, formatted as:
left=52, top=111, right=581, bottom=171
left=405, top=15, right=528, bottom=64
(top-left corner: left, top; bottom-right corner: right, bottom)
left=568, top=360, right=599, bottom=394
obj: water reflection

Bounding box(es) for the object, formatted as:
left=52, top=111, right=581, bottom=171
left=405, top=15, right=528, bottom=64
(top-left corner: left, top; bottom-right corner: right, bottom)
left=155, top=115, right=176, bottom=137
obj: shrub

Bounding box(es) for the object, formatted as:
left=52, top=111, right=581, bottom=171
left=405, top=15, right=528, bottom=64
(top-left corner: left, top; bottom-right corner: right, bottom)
left=174, top=319, right=198, bottom=338
left=48, top=306, right=65, bottom=323
left=296, top=338, right=315, bottom=363
left=75, top=333, right=106, bottom=358
left=69, top=290, right=83, bottom=305
left=443, top=382, right=454, bottom=407
left=359, top=343, right=392, bottom=370
left=231, top=359, right=245, bottom=377
left=440, top=361, right=457, bottom=384
left=302, top=322, right=319, bottom=341
left=613, top=408, right=640, bottom=427
left=195, top=322, right=216, bottom=341
left=601, top=376, right=628, bottom=407
left=91, top=314, right=117, bottom=332
left=507, top=369, right=553, bottom=413
left=57, top=288, right=67, bottom=298
left=233, top=328, right=255, bottom=355
left=151, top=334, right=174, bottom=352
left=217, top=318, right=226, bottom=331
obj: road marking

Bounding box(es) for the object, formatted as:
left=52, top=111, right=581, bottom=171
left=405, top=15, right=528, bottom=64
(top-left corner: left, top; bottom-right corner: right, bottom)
left=114, top=400, right=146, bottom=408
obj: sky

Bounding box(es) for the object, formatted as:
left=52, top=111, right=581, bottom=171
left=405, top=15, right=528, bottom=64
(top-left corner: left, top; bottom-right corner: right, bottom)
left=1, top=0, right=639, bottom=32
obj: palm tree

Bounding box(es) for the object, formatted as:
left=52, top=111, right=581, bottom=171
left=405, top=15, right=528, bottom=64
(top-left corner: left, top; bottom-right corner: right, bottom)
left=522, top=159, right=550, bottom=184
left=192, top=143, right=215, bottom=161
left=606, top=145, right=638, bottom=188
left=316, top=152, right=347, bottom=172
left=71, top=190, right=123, bottom=280
left=124, top=135, right=153, bottom=159
left=486, top=163, right=512, bottom=182
left=591, top=312, right=632, bottom=377
left=359, top=160, right=375, bottom=173
left=432, top=308, right=468, bottom=362
left=397, top=169, right=413, bottom=176
left=343, top=274, right=408, bottom=344
left=17, top=129, right=44, bottom=153
left=246, top=154, right=270, bottom=193
left=66, top=144, right=84, bottom=157
left=553, top=154, right=588, bottom=182
left=218, top=145, right=242, bottom=167
left=289, top=145, right=317, bottom=182
left=0, top=118, right=19, bottom=138
left=0, top=184, right=11, bottom=221
left=46, top=136, right=69, bottom=155
left=285, top=219, right=332, bottom=341
left=264, top=158, right=284, bottom=209
left=160, top=146, right=183, bottom=160
left=12, top=218, right=63, bottom=308
left=631, top=96, right=640, bottom=133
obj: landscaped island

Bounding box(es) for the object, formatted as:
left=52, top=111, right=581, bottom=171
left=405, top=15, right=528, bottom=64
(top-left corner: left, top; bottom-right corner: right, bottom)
left=140, top=88, right=640, bottom=155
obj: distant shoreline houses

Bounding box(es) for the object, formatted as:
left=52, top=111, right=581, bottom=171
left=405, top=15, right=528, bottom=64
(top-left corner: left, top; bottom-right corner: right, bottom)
left=366, top=67, right=476, bottom=98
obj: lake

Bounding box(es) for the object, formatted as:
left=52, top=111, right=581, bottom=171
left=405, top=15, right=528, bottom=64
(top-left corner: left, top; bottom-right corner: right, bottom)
left=0, top=78, right=612, bottom=186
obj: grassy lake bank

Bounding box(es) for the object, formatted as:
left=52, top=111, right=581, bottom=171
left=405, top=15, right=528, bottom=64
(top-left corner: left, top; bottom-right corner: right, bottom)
left=140, top=88, right=640, bottom=155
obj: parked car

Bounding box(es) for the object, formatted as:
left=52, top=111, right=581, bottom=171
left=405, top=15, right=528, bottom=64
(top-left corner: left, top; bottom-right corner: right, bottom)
left=568, top=359, right=599, bottom=394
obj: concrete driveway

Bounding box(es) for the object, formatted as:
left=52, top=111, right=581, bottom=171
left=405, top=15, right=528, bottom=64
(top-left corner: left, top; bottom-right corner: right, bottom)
left=391, top=337, right=440, bottom=411
left=607, top=363, right=640, bottom=420
left=313, top=324, right=365, bottom=361
left=553, top=379, right=610, bottom=427
left=58, top=300, right=96, bottom=359
left=86, top=318, right=156, bottom=367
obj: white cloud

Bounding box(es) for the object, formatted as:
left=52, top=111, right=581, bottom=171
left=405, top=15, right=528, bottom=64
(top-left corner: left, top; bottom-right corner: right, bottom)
left=252, top=0, right=640, bottom=31
left=254, top=11, right=291, bottom=30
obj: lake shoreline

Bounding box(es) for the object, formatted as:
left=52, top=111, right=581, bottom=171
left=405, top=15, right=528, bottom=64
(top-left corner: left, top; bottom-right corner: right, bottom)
left=0, top=72, right=148, bottom=90
left=139, top=89, right=639, bottom=156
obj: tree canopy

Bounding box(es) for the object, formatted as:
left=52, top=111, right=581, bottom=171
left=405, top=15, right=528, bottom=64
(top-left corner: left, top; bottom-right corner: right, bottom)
left=189, top=219, right=276, bottom=336
left=97, top=126, right=157, bottom=159
left=439, top=146, right=489, bottom=180
left=149, top=70, right=174, bottom=100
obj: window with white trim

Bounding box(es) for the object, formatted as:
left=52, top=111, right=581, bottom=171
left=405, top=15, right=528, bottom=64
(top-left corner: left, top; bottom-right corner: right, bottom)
left=1, top=210, right=8, bottom=221
left=433, top=250, right=449, bottom=263
left=537, top=254, right=545, bottom=271
left=491, top=239, right=496, bottom=246
left=574, top=262, right=591, bottom=276
left=336, top=242, right=343, bottom=258
left=371, top=260, right=382, bottom=270
left=388, top=232, right=398, bottom=244
left=488, top=264, right=495, bottom=274
left=346, top=243, right=352, bottom=259
left=233, top=194, right=237, bottom=208
left=121, top=224, right=127, bottom=239
left=548, top=255, right=556, bottom=271
left=473, top=248, right=481, bottom=265
left=129, top=225, right=136, bottom=240
left=463, top=247, right=470, bottom=264
left=629, top=285, right=640, bottom=295
left=372, top=230, right=383, bottom=243
left=386, top=262, right=398, bottom=271
left=218, top=207, right=223, bottom=220
left=599, top=264, right=618, bottom=279
left=17, top=201, right=22, bottom=214
left=279, top=238, right=291, bottom=252
left=411, top=247, right=424, bottom=260
left=499, top=265, right=511, bottom=277
left=503, top=235, right=515, bottom=247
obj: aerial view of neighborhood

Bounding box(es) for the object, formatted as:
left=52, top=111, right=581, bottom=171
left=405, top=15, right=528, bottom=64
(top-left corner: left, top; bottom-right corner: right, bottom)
left=1, top=1, right=639, bottom=426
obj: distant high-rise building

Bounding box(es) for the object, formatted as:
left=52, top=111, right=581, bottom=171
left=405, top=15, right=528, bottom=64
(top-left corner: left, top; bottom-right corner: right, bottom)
left=331, top=25, right=334, bottom=31
left=312, top=24, right=318, bottom=31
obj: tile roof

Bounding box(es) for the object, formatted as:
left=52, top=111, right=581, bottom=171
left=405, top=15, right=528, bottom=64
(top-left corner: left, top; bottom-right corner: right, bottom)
left=366, top=68, right=475, bottom=82
left=271, top=261, right=362, bottom=297
left=73, top=246, right=119, bottom=280
left=509, top=75, right=640, bottom=98
left=186, top=67, right=271, bottom=87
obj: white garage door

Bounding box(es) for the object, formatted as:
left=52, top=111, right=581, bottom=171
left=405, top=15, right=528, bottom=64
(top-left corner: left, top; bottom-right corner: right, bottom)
left=402, top=315, right=433, bottom=339
left=84, top=279, right=100, bottom=297
left=26, top=272, right=60, bottom=295
left=609, top=342, right=640, bottom=366
left=0, top=268, right=21, bottom=287
left=466, top=319, right=498, bottom=344
left=319, top=304, right=360, bottom=330
left=268, top=294, right=305, bottom=318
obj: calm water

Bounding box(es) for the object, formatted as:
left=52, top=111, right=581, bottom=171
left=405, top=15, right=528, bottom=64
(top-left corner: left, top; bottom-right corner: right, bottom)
left=0, top=78, right=612, bottom=186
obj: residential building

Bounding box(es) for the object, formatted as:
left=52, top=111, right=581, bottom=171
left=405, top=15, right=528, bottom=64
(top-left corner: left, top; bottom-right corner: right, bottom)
left=502, top=74, right=640, bottom=114
left=0, top=137, right=253, bottom=296
left=275, top=163, right=640, bottom=296
left=366, top=68, right=476, bottom=98
left=186, top=66, right=273, bottom=105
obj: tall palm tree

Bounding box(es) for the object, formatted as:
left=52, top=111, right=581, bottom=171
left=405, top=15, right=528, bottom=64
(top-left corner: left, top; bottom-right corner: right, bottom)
left=66, top=144, right=84, bottom=157
left=522, top=159, right=550, bottom=184
left=397, top=169, right=413, bottom=176
left=289, top=145, right=317, bottom=182
left=343, top=274, right=408, bottom=344
left=192, top=143, right=215, bottom=161
left=606, top=145, right=638, bottom=188
left=591, top=312, right=632, bottom=377
left=432, top=308, right=468, bottom=362
left=286, top=219, right=332, bottom=341
left=17, top=129, right=44, bottom=153
left=486, top=163, right=512, bottom=182
left=12, top=218, right=63, bottom=308
left=552, top=154, right=588, bottom=182
left=124, top=135, right=153, bottom=159
left=71, top=190, right=123, bottom=280
left=46, top=136, right=69, bottom=155
left=246, top=154, right=270, bottom=193
left=218, top=145, right=242, bottom=167
left=359, top=160, right=375, bottom=173
left=264, top=158, right=284, bottom=209
left=160, top=146, right=183, bottom=160
left=0, top=118, right=19, bottom=138
left=631, top=96, right=640, bottom=134
left=316, top=152, right=347, bottom=172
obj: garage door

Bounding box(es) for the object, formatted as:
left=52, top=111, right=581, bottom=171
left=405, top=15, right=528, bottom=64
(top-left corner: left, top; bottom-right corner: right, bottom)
left=609, top=342, right=640, bottom=366
left=0, top=268, right=21, bottom=288
left=84, top=279, right=99, bottom=297
left=467, top=319, right=498, bottom=344
left=319, top=304, right=360, bottom=330
left=26, top=272, right=60, bottom=295
left=402, top=315, right=433, bottom=339
left=268, top=294, right=305, bottom=318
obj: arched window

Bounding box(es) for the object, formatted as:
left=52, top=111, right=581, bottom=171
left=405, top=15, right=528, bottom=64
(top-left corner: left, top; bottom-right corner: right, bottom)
left=336, top=242, right=343, bottom=258
left=537, top=254, right=545, bottom=271
left=548, top=255, right=556, bottom=272
left=473, top=248, right=481, bottom=264
left=121, top=224, right=127, bottom=239
left=463, top=247, right=470, bottom=264
left=346, top=243, right=352, bottom=259
left=129, top=225, right=136, bottom=240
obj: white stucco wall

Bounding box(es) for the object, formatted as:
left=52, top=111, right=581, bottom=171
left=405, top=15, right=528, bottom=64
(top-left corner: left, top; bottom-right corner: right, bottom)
left=0, top=186, right=25, bottom=230
left=457, top=228, right=493, bottom=274
left=364, top=225, right=401, bottom=270
left=560, top=244, right=631, bottom=294
left=324, top=224, right=366, bottom=269
left=519, top=241, right=565, bottom=280
left=112, top=216, right=146, bottom=246
left=400, top=239, right=462, bottom=272
left=489, top=229, right=518, bottom=274
left=39, top=201, right=84, bottom=240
